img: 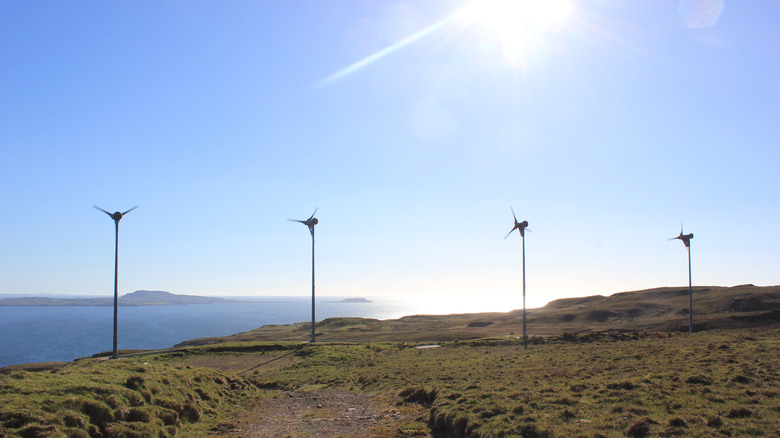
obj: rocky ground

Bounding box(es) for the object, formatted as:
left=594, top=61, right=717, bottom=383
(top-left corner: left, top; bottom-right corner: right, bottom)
left=218, top=390, right=427, bottom=437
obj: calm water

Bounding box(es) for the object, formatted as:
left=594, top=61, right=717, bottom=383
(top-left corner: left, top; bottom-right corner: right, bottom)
left=0, top=296, right=500, bottom=367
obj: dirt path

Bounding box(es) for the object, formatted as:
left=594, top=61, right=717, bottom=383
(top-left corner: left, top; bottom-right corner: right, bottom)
left=219, top=390, right=428, bottom=437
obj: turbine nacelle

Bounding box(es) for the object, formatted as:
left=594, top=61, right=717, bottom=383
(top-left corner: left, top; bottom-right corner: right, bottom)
left=94, top=205, right=137, bottom=223
left=505, top=207, right=529, bottom=239
left=669, top=223, right=693, bottom=248
left=289, top=208, right=319, bottom=236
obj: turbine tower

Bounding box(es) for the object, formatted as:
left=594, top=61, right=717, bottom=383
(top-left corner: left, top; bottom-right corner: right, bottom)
left=669, top=223, right=694, bottom=333
left=94, top=205, right=137, bottom=358
left=505, top=207, right=529, bottom=349
left=290, top=208, right=319, bottom=343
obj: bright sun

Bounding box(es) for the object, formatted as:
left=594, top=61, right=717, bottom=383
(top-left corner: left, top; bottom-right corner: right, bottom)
left=460, top=0, right=576, bottom=65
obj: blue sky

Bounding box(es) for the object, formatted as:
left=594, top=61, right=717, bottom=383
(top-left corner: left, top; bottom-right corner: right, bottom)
left=1, top=0, right=778, bottom=310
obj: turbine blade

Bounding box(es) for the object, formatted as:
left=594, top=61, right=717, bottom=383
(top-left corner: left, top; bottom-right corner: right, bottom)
left=122, top=205, right=138, bottom=215
left=93, top=205, right=112, bottom=216
left=288, top=218, right=304, bottom=224
left=504, top=228, right=515, bottom=239
left=510, top=207, right=517, bottom=223
left=308, top=207, right=319, bottom=221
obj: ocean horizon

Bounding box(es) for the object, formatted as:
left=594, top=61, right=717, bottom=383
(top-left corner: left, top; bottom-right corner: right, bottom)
left=1, top=295, right=522, bottom=367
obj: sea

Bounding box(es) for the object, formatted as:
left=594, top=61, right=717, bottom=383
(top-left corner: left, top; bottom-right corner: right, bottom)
left=0, top=296, right=511, bottom=367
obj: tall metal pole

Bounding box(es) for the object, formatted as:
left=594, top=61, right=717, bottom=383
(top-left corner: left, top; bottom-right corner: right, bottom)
left=687, top=245, right=693, bottom=333
left=311, top=227, right=316, bottom=343
left=95, top=205, right=136, bottom=359
left=113, top=220, right=119, bottom=358
left=670, top=224, right=693, bottom=333
left=522, top=231, right=527, bottom=350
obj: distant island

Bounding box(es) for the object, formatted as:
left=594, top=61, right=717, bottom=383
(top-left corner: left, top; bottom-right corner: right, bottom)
left=327, top=297, right=373, bottom=303
left=0, top=290, right=232, bottom=307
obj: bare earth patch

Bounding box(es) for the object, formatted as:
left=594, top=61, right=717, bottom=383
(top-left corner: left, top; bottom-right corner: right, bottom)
left=220, top=390, right=427, bottom=437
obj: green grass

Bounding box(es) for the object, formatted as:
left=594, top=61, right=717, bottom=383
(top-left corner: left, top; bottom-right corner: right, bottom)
left=2, top=329, right=778, bottom=437
left=2, top=284, right=778, bottom=437
left=243, top=328, right=780, bottom=437
left=0, top=358, right=260, bottom=437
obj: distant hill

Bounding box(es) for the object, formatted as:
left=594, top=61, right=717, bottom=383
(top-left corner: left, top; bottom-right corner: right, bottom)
left=327, top=297, right=373, bottom=303
left=0, top=290, right=231, bottom=307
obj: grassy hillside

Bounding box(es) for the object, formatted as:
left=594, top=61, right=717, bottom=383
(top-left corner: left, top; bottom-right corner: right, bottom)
left=1, top=285, right=778, bottom=437
left=177, top=284, right=780, bottom=346
left=0, top=357, right=262, bottom=437
left=241, top=328, right=780, bottom=437
left=2, top=329, right=778, bottom=437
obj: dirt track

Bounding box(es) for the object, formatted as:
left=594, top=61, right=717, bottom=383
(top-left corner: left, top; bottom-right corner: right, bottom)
left=219, top=390, right=428, bottom=437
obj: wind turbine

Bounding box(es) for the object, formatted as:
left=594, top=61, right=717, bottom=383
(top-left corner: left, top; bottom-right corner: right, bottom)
left=94, top=205, right=138, bottom=358
left=669, top=223, right=694, bottom=333
left=505, top=207, right=529, bottom=349
left=289, top=208, right=319, bottom=343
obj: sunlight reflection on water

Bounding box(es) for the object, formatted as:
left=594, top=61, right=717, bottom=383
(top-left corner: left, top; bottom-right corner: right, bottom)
left=0, top=294, right=528, bottom=367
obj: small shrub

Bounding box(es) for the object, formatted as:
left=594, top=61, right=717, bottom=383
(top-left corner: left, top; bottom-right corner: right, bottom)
left=560, top=409, right=576, bottom=419
left=552, top=397, right=576, bottom=405
left=627, top=407, right=648, bottom=416
left=181, top=400, right=201, bottom=422
left=18, top=424, right=57, bottom=438
left=194, top=388, right=212, bottom=401
left=518, top=423, right=552, bottom=438
left=82, top=400, right=113, bottom=425
left=65, top=428, right=90, bottom=438
left=157, top=409, right=179, bottom=426
left=707, top=416, right=723, bottom=428
left=685, top=375, right=712, bottom=385
left=124, top=376, right=145, bottom=390
left=726, top=407, right=752, bottom=418
left=668, top=417, right=687, bottom=428
left=125, top=391, right=144, bottom=407
left=101, top=423, right=147, bottom=438
left=106, top=394, right=122, bottom=409
left=626, top=417, right=655, bottom=437
left=126, top=407, right=152, bottom=423
left=63, top=412, right=85, bottom=428
left=211, top=421, right=240, bottom=434
left=0, top=411, right=39, bottom=429
left=400, top=387, right=437, bottom=406
left=607, top=381, right=637, bottom=390
left=113, top=407, right=129, bottom=421
left=731, top=375, right=751, bottom=384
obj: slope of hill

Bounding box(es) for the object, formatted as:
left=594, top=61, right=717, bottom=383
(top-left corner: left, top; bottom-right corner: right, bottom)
left=177, top=284, right=780, bottom=346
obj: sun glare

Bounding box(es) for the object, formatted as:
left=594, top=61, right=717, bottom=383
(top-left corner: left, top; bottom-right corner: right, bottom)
left=462, top=0, right=575, bottom=33
left=460, top=0, right=576, bottom=65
